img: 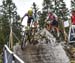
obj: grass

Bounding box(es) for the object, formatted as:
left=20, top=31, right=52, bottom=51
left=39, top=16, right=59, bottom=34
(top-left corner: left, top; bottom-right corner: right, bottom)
left=0, top=56, right=2, bottom=63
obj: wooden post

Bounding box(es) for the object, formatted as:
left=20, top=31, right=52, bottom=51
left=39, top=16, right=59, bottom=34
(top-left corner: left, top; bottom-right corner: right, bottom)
left=62, top=20, right=67, bottom=42
left=10, top=26, right=13, bottom=49
left=9, top=18, right=13, bottom=49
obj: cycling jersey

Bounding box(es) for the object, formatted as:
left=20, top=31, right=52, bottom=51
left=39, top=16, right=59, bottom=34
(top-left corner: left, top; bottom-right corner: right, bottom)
left=46, top=13, right=57, bottom=21
left=71, top=15, right=75, bottom=25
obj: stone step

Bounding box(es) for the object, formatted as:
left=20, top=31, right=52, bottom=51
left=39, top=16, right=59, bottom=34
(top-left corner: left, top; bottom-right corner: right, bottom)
left=13, top=29, right=70, bottom=63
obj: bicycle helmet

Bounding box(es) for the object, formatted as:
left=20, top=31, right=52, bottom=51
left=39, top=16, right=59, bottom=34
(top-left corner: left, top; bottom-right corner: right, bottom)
left=28, top=8, right=33, bottom=16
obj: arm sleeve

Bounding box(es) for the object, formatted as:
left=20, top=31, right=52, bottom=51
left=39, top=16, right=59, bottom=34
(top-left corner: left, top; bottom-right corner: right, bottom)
left=21, top=13, right=28, bottom=21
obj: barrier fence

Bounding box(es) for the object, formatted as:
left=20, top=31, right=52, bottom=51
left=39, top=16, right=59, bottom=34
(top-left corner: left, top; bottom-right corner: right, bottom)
left=3, top=45, right=24, bottom=63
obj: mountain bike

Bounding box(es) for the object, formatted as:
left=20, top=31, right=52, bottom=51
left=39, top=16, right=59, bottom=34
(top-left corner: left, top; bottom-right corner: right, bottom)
left=21, top=26, right=39, bottom=50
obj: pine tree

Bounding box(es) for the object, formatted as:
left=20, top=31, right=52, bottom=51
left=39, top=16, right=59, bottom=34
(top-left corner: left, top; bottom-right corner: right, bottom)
left=71, top=0, right=75, bottom=10
left=54, top=0, right=69, bottom=19
left=32, top=2, right=39, bottom=21
left=0, top=0, right=21, bottom=50
left=53, top=0, right=69, bottom=27
left=54, top=0, right=69, bottom=40
left=39, top=0, right=54, bottom=28
left=43, top=0, right=54, bottom=13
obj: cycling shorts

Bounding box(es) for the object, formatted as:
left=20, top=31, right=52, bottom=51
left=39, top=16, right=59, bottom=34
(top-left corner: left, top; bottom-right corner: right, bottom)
left=51, top=20, right=58, bottom=27
left=27, top=17, right=33, bottom=23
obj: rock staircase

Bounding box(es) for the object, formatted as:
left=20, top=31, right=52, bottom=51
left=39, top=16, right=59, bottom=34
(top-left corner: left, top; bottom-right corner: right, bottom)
left=13, top=28, right=70, bottom=63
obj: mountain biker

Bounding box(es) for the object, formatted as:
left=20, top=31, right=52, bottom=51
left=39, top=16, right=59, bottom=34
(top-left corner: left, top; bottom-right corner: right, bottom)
left=45, top=12, right=60, bottom=37
left=21, top=8, right=33, bottom=26
left=21, top=8, right=38, bottom=28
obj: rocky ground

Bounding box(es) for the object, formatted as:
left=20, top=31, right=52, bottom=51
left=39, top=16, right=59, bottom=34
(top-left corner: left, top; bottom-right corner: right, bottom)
left=13, top=28, right=71, bottom=63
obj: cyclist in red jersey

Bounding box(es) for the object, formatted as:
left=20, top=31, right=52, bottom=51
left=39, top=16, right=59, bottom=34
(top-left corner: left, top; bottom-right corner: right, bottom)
left=45, top=12, right=60, bottom=37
